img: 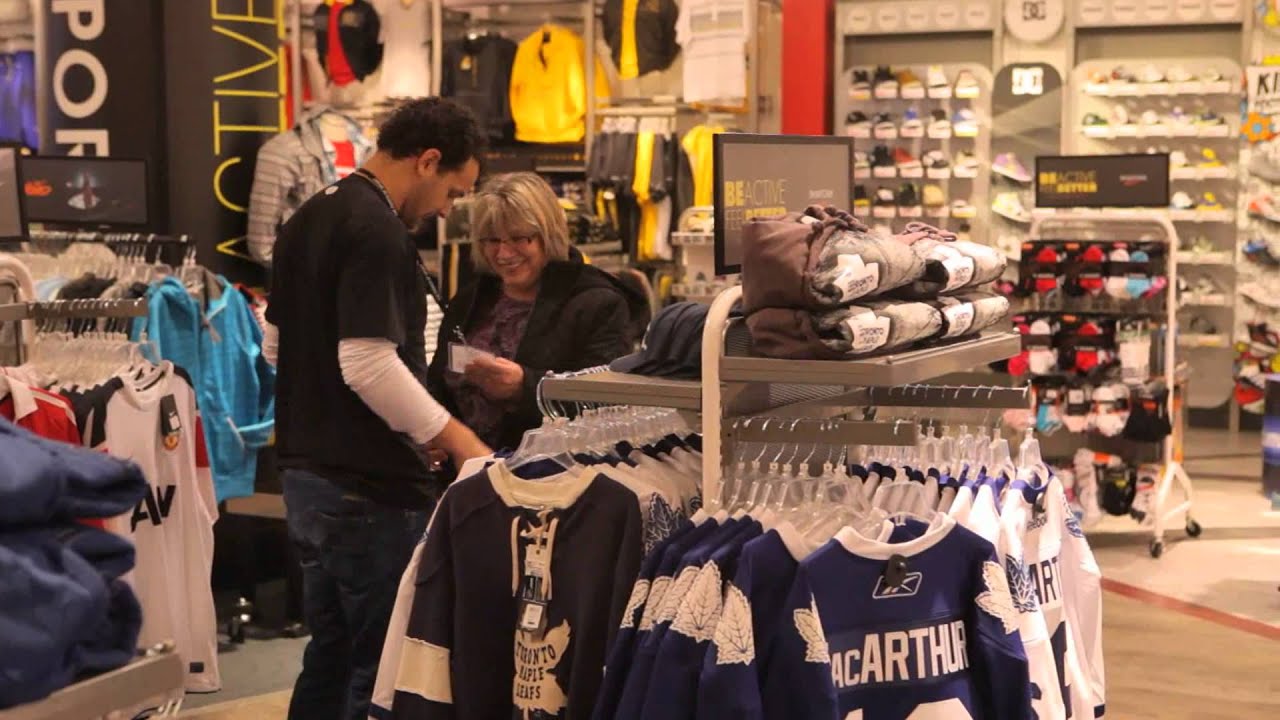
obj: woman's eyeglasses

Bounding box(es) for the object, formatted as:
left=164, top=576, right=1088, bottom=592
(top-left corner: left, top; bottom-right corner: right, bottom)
left=478, top=234, right=538, bottom=249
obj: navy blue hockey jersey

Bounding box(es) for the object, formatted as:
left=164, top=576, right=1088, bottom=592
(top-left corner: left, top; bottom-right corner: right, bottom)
left=762, top=516, right=1033, bottom=720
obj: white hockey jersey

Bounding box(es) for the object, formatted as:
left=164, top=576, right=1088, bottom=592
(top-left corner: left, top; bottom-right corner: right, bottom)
left=1003, top=475, right=1106, bottom=719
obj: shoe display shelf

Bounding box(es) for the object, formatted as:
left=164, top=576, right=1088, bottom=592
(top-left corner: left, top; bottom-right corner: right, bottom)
left=1067, top=58, right=1243, bottom=411
left=670, top=206, right=737, bottom=305
left=839, top=63, right=993, bottom=244
left=1234, top=121, right=1280, bottom=414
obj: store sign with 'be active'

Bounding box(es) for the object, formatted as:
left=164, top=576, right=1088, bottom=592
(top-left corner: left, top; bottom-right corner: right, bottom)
left=1035, top=154, right=1170, bottom=209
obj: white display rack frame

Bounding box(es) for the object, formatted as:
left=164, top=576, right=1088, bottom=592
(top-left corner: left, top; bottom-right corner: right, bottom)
left=542, top=283, right=1028, bottom=506
left=1030, top=211, right=1198, bottom=558
left=0, top=648, right=185, bottom=720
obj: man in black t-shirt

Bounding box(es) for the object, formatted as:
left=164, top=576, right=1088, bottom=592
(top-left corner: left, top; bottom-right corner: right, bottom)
left=264, top=98, right=490, bottom=720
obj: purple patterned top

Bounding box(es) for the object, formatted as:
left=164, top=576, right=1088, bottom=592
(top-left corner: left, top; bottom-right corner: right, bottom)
left=445, top=293, right=534, bottom=448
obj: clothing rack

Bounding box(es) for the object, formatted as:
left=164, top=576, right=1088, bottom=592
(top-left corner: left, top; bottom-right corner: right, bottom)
left=1029, top=211, right=1195, bottom=558
left=540, top=283, right=1029, bottom=507
left=0, top=299, right=148, bottom=364
left=24, top=230, right=191, bottom=245
left=0, top=645, right=184, bottom=720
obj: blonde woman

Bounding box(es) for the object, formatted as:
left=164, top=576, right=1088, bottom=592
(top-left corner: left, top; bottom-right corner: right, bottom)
left=427, top=172, right=640, bottom=452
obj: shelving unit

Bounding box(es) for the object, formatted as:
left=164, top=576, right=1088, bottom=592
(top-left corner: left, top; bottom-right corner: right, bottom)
left=1066, top=58, right=1243, bottom=411
left=0, top=648, right=185, bottom=720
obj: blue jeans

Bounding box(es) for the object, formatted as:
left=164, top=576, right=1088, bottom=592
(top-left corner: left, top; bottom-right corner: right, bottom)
left=282, top=469, right=429, bottom=720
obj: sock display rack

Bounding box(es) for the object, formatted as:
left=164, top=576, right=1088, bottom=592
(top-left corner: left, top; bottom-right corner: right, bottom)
left=839, top=63, right=994, bottom=244
left=1067, top=58, right=1243, bottom=410
left=1025, top=212, right=1196, bottom=558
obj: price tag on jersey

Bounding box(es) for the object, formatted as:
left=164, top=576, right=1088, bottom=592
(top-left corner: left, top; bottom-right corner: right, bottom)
left=159, top=394, right=182, bottom=451
left=518, top=599, right=547, bottom=635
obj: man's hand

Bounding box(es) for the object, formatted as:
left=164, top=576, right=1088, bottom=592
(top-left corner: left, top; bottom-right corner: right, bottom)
left=464, top=355, right=525, bottom=401
left=430, top=418, right=492, bottom=468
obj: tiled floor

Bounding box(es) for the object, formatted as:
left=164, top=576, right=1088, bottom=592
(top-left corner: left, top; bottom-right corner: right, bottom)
left=178, top=434, right=1280, bottom=718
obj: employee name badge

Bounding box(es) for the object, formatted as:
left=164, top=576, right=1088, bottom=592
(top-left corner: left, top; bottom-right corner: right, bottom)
left=519, top=545, right=550, bottom=637
left=159, top=394, right=182, bottom=451
left=448, top=343, right=495, bottom=374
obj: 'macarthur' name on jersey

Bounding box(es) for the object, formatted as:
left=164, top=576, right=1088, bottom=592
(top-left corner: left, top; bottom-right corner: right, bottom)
left=830, top=619, right=970, bottom=689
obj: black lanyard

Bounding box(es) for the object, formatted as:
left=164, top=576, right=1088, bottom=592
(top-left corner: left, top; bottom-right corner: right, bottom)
left=353, top=168, right=396, bottom=213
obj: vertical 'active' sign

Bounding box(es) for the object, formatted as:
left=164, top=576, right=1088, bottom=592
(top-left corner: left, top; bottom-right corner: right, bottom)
left=713, top=134, right=854, bottom=275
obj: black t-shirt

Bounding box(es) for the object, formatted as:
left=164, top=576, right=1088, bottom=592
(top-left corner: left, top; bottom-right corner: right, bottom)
left=267, top=174, right=435, bottom=509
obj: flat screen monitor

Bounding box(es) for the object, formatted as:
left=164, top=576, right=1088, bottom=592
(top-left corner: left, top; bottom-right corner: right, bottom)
left=18, top=156, right=149, bottom=228
left=0, top=146, right=22, bottom=240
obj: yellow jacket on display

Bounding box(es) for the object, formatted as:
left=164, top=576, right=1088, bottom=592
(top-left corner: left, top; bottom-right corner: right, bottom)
left=510, top=25, right=611, bottom=143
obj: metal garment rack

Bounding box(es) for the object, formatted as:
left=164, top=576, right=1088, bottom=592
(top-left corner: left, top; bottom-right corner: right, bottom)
left=0, top=646, right=184, bottom=720
left=541, top=284, right=1031, bottom=507
left=1030, top=211, right=1195, bottom=558
left=0, top=299, right=148, bottom=364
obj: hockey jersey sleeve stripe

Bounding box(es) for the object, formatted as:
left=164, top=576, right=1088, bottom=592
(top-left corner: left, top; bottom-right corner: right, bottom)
left=395, top=637, right=453, bottom=704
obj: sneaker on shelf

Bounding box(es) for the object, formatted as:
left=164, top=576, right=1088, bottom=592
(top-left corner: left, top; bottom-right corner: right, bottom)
left=845, top=110, right=871, bottom=137
left=853, top=185, right=870, bottom=212
left=854, top=151, right=870, bottom=174
left=1087, top=69, right=1109, bottom=86
left=922, top=184, right=946, bottom=209
left=953, top=108, right=980, bottom=136
left=1241, top=281, right=1280, bottom=310
left=1166, top=66, right=1193, bottom=83
left=1082, top=112, right=1109, bottom=127
left=928, top=109, right=952, bottom=137
left=923, top=150, right=951, bottom=177
left=927, top=65, right=951, bottom=96
left=873, top=65, right=898, bottom=97
left=1171, top=191, right=1196, bottom=210
left=872, top=144, right=895, bottom=170
left=1249, top=194, right=1280, bottom=223
left=1249, top=142, right=1280, bottom=182
left=992, top=152, right=1032, bottom=183
left=1200, top=69, right=1224, bottom=83
left=1110, top=104, right=1131, bottom=126
left=901, top=107, right=924, bottom=136
left=953, top=151, right=980, bottom=178
left=1169, top=150, right=1190, bottom=169
left=894, top=147, right=922, bottom=174
left=897, top=68, right=925, bottom=96
left=1139, top=109, right=1163, bottom=129
left=1137, top=65, right=1164, bottom=84
left=1198, top=192, right=1224, bottom=211
left=954, top=70, right=980, bottom=98
left=873, top=112, right=897, bottom=137
left=897, top=183, right=922, bottom=212
left=1198, top=147, right=1224, bottom=168
left=1169, top=106, right=1196, bottom=134
left=1110, top=65, right=1137, bottom=83
left=1244, top=238, right=1280, bottom=266
left=992, top=192, right=1032, bottom=223
left=1197, top=110, right=1227, bottom=131
left=950, top=199, right=978, bottom=219
left=874, top=186, right=897, bottom=213
left=850, top=69, right=872, bottom=98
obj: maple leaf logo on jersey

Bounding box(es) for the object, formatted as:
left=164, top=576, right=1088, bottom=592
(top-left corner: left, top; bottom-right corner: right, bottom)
left=713, top=585, right=755, bottom=665
left=643, top=496, right=683, bottom=555
left=672, top=562, right=723, bottom=642
left=793, top=597, right=830, bottom=664
left=639, top=576, right=672, bottom=631
left=976, top=561, right=1020, bottom=634
left=620, top=579, right=650, bottom=630
left=1005, top=554, right=1039, bottom=614
left=657, top=566, right=701, bottom=624
left=514, top=621, right=571, bottom=719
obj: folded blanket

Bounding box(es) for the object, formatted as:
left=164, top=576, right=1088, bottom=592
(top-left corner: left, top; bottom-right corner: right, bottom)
left=808, top=226, right=926, bottom=306
left=891, top=223, right=1006, bottom=298
left=927, top=292, right=1010, bottom=340
left=746, top=300, right=943, bottom=359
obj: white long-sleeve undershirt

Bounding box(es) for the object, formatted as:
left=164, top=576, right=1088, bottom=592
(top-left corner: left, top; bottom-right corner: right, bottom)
left=263, top=323, right=451, bottom=445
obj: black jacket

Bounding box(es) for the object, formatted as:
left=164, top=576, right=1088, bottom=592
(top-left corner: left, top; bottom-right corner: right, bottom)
left=427, top=250, right=642, bottom=451
left=601, top=0, right=680, bottom=77
left=441, top=34, right=518, bottom=142
left=315, top=0, right=384, bottom=82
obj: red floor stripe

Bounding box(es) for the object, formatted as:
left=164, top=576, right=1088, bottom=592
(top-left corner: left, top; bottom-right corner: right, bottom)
left=1102, top=578, right=1280, bottom=642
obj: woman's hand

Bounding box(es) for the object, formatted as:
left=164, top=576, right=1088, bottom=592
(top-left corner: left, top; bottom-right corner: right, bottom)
left=464, top=355, right=526, bottom=401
